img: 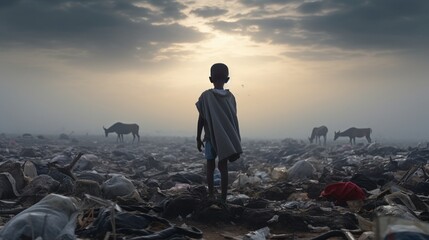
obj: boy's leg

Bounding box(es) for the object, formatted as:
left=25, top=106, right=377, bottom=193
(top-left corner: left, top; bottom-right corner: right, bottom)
left=204, top=141, right=217, bottom=198
left=206, top=159, right=216, bottom=198
left=218, top=158, right=228, bottom=201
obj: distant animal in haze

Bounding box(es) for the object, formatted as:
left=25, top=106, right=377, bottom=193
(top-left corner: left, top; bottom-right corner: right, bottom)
left=103, top=122, right=140, bottom=143
left=308, top=126, right=328, bottom=145
left=334, top=127, right=372, bottom=144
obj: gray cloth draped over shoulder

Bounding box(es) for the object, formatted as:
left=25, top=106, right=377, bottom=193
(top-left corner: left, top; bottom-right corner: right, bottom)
left=196, top=89, right=242, bottom=161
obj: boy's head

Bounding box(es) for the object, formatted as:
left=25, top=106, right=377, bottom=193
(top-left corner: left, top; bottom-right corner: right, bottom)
left=210, top=63, right=229, bottom=83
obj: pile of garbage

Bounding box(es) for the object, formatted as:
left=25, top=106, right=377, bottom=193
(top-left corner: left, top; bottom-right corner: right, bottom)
left=1, top=134, right=429, bottom=239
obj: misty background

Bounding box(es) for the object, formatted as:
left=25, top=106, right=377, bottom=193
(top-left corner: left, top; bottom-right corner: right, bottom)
left=1, top=0, right=429, bottom=142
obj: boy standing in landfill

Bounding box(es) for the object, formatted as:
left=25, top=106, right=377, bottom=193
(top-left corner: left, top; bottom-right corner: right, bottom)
left=196, top=63, right=242, bottom=201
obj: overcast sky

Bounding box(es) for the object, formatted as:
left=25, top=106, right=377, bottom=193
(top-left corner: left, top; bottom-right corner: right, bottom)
left=1, top=0, right=428, bottom=142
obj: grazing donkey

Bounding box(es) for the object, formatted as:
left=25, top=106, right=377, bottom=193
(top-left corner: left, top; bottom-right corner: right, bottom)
left=334, top=127, right=372, bottom=145
left=309, top=126, right=328, bottom=145
left=103, top=122, right=140, bottom=143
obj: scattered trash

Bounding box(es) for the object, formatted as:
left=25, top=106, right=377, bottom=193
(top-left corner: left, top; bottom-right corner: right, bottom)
left=0, top=194, right=78, bottom=240
left=0, top=135, right=428, bottom=239
left=320, top=182, right=366, bottom=205
left=243, top=226, right=270, bottom=240
left=375, top=216, right=429, bottom=240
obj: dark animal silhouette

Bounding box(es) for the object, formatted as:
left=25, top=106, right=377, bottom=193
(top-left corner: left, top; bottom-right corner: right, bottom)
left=103, top=122, right=140, bottom=143
left=309, top=126, right=328, bottom=145
left=334, top=127, right=372, bottom=145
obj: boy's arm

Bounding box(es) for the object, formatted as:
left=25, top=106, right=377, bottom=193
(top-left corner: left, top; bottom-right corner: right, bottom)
left=196, top=114, right=204, bottom=152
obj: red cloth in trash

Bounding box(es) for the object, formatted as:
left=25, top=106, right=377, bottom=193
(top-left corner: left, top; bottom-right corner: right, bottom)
left=320, top=182, right=366, bottom=204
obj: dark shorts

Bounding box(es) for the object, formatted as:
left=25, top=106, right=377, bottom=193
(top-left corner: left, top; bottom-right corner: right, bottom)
left=204, top=141, right=217, bottom=160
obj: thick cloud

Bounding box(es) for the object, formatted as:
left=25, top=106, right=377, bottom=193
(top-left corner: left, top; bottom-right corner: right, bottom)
left=191, top=6, right=228, bottom=18
left=300, top=0, right=429, bottom=50
left=297, top=1, right=324, bottom=14
left=3, top=0, right=429, bottom=65
left=0, top=0, right=16, bottom=7
left=0, top=0, right=205, bottom=66
left=239, top=0, right=299, bottom=7
left=146, top=0, right=187, bottom=21
left=211, top=0, right=429, bottom=53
